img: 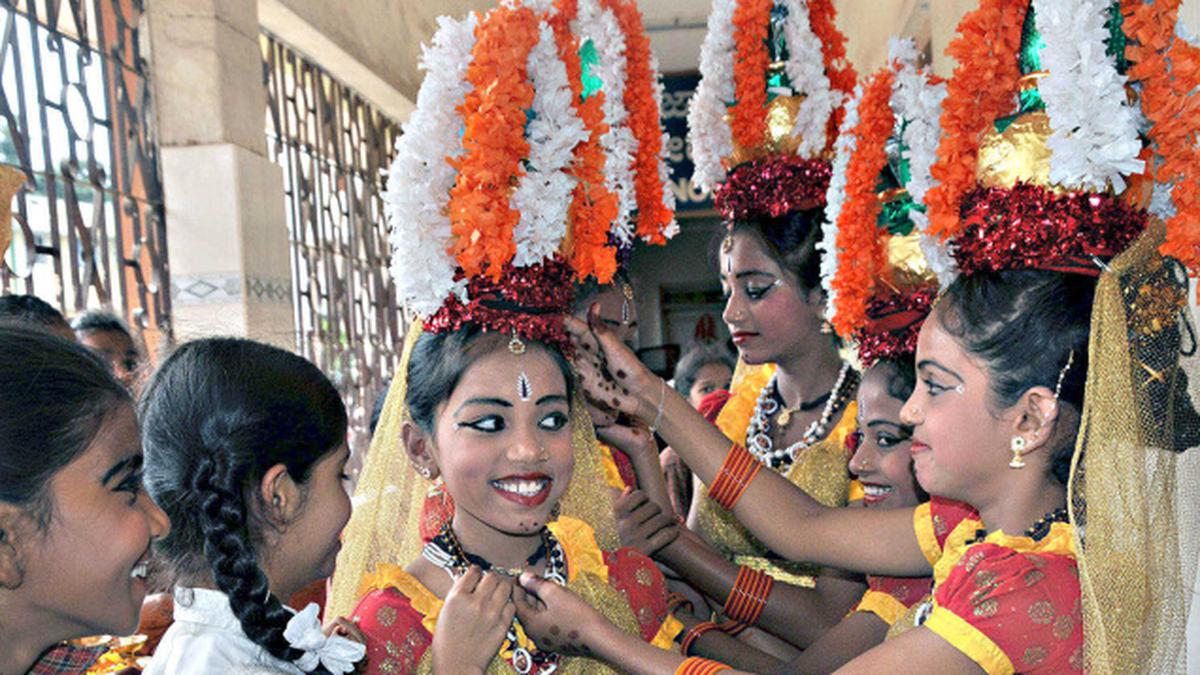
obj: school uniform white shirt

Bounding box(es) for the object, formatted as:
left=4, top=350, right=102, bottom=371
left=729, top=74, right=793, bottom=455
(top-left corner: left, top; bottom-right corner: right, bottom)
left=144, top=587, right=303, bottom=675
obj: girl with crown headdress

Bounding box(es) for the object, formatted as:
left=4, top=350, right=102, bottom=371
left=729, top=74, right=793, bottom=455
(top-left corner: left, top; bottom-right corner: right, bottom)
left=564, top=1, right=1200, bottom=672
left=324, top=2, right=786, bottom=673
left=663, top=0, right=874, bottom=655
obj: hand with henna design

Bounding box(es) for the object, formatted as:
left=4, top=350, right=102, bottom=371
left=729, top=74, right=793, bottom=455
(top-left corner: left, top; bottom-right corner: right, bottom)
left=513, top=573, right=755, bottom=675
left=511, top=573, right=606, bottom=659
left=565, top=305, right=660, bottom=424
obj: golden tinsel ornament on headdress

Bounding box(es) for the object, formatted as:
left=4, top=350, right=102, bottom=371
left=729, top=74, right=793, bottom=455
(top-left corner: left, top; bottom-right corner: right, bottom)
left=688, top=0, right=856, bottom=222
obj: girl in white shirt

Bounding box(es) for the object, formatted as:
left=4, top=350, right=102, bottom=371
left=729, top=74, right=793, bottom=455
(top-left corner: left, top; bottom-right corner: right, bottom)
left=140, top=338, right=365, bottom=674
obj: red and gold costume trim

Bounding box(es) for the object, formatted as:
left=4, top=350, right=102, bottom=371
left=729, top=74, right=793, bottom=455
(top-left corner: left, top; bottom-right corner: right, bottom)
left=908, top=499, right=1083, bottom=674
left=352, top=517, right=682, bottom=674
left=852, top=575, right=933, bottom=627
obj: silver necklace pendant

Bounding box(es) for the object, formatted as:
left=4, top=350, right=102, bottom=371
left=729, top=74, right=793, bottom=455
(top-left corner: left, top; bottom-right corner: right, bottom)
left=745, top=364, right=853, bottom=471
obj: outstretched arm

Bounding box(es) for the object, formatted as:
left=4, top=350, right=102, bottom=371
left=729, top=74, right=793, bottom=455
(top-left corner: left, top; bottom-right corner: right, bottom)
left=831, top=626, right=984, bottom=675
left=567, top=311, right=929, bottom=577
left=617, top=490, right=865, bottom=648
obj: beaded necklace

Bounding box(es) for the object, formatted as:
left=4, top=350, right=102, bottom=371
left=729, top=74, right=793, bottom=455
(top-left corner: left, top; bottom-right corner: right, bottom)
left=965, top=506, right=1070, bottom=546
left=422, top=525, right=567, bottom=674
left=745, top=363, right=859, bottom=470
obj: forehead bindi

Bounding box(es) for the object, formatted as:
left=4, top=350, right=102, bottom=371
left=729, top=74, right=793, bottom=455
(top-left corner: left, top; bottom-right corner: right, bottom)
left=859, top=368, right=904, bottom=421
left=452, top=348, right=567, bottom=406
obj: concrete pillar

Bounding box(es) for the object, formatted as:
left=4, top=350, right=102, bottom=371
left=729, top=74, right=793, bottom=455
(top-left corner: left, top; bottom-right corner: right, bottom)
left=145, top=0, right=294, bottom=349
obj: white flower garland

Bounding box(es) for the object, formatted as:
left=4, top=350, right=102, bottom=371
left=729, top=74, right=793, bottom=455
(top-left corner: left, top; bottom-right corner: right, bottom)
left=687, top=0, right=736, bottom=192
left=511, top=21, right=590, bottom=267
left=887, top=38, right=956, bottom=287
left=1034, top=0, right=1144, bottom=193
left=819, top=82, right=862, bottom=323
left=385, top=14, right=478, bottom=317
left=781, top=0, right=836, bottom=156
left=576, top=0, right=639, bottom=244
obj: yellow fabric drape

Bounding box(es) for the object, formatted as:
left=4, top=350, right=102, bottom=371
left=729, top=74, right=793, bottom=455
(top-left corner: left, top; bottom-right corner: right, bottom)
left=1068, top=221, right=1200, bottom=673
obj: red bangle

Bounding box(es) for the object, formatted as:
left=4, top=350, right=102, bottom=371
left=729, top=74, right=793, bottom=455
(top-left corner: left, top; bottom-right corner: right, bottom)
left=707, top=442, right=762, bottom=510
left=679, top=620, right=719, bottom=656
left=675, top=657, right=731, bottom=675
left=722, top=565, right=774, bottom=626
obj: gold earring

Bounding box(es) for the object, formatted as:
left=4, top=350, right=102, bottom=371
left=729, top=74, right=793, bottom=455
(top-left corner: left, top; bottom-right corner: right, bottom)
left=1009, top=437, right=1027, bottom=469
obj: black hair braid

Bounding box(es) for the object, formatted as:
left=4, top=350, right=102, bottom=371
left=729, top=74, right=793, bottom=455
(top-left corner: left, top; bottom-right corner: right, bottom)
left=191, top=418, right=312, bottom=669
left=140, top=337, right=347, bottom=674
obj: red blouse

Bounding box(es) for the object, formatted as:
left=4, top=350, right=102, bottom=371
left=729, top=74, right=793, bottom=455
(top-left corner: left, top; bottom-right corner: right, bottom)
left=853, top=574, right=933, bottom=626
left=352, top=543, right=680, bottom=674
left=914, top=498, right=1083, bottom=674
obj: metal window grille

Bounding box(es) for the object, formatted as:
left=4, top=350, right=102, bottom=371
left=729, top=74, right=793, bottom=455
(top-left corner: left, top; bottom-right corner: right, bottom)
left=262, top=33, right=403, bottom=458
left=0, top=0, right=170, bottom=347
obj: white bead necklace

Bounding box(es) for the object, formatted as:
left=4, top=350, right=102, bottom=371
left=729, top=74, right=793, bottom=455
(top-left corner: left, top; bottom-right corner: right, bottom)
left=745, top=363, right=857, bottom=471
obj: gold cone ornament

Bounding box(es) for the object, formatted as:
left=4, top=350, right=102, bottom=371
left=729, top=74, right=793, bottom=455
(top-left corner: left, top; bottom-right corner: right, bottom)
left=725, top=93, right=808, bottom=167
left=975, top=109, right=1055, bottom=190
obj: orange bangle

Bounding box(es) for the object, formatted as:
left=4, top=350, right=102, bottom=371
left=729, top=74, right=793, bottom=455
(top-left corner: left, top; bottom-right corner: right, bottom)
left=707, top=442, right=762, bottom=510
left=679, top=620, right=719, bottom=656
left=722, top=565, right=774, bottom=626
left=675, top=657, right=731, bottom=675
left=716, top=618, right=749, bottom=636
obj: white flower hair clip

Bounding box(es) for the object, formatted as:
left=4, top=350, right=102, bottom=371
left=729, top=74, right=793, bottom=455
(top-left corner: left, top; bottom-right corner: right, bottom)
left=283, top=603, right=366, bottom=674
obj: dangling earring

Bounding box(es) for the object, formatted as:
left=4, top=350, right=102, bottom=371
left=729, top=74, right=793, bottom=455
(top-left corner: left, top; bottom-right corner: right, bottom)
left=417, top=465, right=433, bottom=480
left=1009, top=437, right=1027, bottom=469
left=427, top=477, right=445, bottom=498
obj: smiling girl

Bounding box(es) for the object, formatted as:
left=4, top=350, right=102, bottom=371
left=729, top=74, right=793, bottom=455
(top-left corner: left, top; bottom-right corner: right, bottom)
left=341, top=327, right=694, bottom=675
left=0, top=325, right=169, bottom=675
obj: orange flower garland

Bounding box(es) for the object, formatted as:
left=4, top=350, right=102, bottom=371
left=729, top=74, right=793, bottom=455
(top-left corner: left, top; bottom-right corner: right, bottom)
left=1124, top=0, right=1200, bottom=271
left=551, top=0, right=620, bottom=283
left=447, top=6, right=539, bottom=280
left=830, top=69, right=895, bottom=337
left=606, top=0, right=674, bottom=244
left=924, top=0, right=1027, bottom=242
left=807, top=0, right=857, bottom=153
left=730, top=0, right=772, bottom=153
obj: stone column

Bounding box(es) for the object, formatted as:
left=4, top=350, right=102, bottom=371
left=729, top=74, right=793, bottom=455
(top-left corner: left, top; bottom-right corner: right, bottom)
left=145, top=0, right=295, bottom=349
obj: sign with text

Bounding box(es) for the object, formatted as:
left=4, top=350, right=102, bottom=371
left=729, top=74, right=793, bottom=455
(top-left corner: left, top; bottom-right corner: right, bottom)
left=660, top=73, right=714, bottom=214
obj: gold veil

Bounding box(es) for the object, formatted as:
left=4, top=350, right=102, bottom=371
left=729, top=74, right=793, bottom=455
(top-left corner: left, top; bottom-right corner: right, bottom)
left=1069, top=220, right=1200, bottom=672
left=328, top=321, right=621, bottom=619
